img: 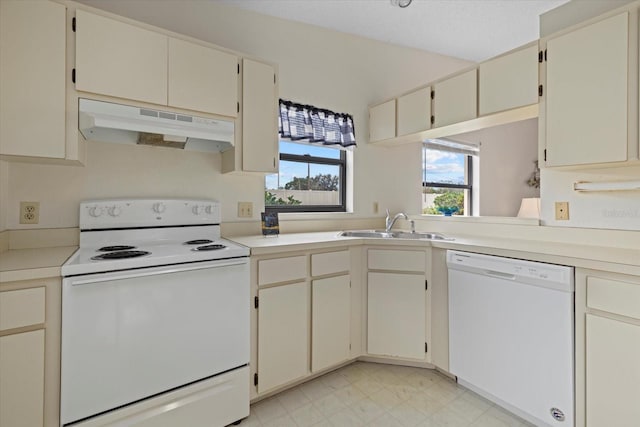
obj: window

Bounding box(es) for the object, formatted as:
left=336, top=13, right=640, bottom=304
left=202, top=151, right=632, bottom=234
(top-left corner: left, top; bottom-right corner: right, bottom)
left=422, top=139, right=477, bottom=216
left=266, top=100, right=355, bottom=213
left=265, top=142, right=346, bottom=212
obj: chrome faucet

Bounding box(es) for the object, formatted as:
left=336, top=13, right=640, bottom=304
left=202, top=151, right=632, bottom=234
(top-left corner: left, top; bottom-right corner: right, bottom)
left=385, top=209, right=408, bottom=232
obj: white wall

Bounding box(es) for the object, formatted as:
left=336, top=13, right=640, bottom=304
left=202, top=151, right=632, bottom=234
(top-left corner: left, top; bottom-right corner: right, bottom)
left=451, top=119, right=540, bottom=217
left=3, top=0, right=470, bottom=230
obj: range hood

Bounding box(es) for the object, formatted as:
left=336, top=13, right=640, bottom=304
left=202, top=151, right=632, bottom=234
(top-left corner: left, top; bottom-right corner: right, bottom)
left=78, top=98, right=235, bottom=153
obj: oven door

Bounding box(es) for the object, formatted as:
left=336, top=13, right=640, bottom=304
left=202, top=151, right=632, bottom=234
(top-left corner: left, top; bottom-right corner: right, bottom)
left=60, top=258, right=249, bottom=425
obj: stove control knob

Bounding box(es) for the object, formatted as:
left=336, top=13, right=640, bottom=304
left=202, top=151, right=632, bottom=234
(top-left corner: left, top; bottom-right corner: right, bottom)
left=192, top=205, right=202, bottom=215
left=108, top=206, right=122, bottom=217
left=152, top=202, right=166, bottom=214
left=205, top=205, right=213, bottom=214
left=89, top=206, right=104, bottom=218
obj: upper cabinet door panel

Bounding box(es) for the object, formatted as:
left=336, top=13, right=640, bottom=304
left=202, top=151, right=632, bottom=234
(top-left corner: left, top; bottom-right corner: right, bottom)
left=479, top=44, right=539, bottom=116
left=369, top=99, right=396, bottom=142
left=242, top=58, right=278, bottom=172
left=0, top=0, right=66, bottom=158
left=75, top=10, right=168, bottom=106
left=545, top=12, right=628, bottom=166
left=168, top=38, right=238, bottom=117
left=397, top=87, right=431, bottom=136
left=433, top=69, right=477, bottom=128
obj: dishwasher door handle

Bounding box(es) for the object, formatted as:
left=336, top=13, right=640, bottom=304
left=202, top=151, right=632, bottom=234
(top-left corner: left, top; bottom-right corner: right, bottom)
left=484, top=270, right=516, bottom=280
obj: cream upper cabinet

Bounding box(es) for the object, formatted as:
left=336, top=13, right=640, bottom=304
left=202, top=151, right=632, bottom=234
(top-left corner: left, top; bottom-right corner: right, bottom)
left=168, top=38, right=238, bottom=117
left=241, top=58, right=278, bottom=172
left=0, top=0, right=66, bottom=159
left=397, top=87, right=432, bottom=136
left=311, top=275, right=351, bottom=372
left=433, top=69, right=477, bottom=128
left=544, top=12, right=629, bottom=167
left=257, top=282, right=309, bottom=393
left=75, top=9, right=168, bottom=106
left=369, top=99, right=396, bottom=142
left=479, top=44, right=539, bottom=116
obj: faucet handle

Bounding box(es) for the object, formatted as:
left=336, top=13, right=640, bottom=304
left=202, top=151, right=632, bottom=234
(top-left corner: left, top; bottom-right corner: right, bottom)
left=385, top=209, right=391, bottom=226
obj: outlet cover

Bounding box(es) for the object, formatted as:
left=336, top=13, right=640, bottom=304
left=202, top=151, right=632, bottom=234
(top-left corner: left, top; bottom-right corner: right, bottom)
left=555, top=201, right=569, bottom=220
left=237, top=202, right=253, bottom=218
left=20, top=201, right=40, bottom=224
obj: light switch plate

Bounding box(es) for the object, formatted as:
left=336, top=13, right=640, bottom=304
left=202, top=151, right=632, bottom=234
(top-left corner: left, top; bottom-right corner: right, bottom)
left=238, top=202, right=253, bottom=218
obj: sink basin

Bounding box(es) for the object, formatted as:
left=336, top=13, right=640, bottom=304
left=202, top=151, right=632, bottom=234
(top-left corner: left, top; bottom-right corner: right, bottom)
left=339, top=230, right=453, bottom=241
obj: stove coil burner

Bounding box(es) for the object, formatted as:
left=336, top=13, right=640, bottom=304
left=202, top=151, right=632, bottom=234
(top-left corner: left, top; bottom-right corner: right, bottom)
left=184, top=239, right=214, bottom=245
left=192, top=244, right=226, bottom=251
left=91, top=250, right=150, bottom=260
left=98, top=245, right=137, bottom=252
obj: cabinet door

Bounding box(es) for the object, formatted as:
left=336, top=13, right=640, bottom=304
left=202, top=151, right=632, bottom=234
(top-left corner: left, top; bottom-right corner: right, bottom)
left=168, top=38, right=238, bottom=117
left=258, top=282, right=308, bottom=393
left=242, top=59, right=278, bottom=172
left=367, top=272, right=425, bottom=359
left=369, top=99, right=396, bottom=142
left=397, top=87, right=432, bottom=136
left=75, top=10, right=168, bottom=105
left=312, top=275, right=351, bottom=372
left=433, top=69, right=477, bottom=128
left=545, top=12, right=628, bottom=166
left=0, top=330, right=45, bottom=427
left=0, top=0, right=66, bottom=158
left=586, top=314, right=640, bottom=427
left=479, top=44, right=538, bottom=115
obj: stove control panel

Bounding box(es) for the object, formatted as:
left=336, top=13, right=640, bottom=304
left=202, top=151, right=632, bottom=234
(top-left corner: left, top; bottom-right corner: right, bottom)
left=80, top=199, right=221, bottom=230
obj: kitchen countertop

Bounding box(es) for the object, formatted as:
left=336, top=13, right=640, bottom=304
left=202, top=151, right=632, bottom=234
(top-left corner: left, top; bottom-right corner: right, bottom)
left=228, top=231, right=640, bottom=276
left=0, top=246, right=78, bottom=283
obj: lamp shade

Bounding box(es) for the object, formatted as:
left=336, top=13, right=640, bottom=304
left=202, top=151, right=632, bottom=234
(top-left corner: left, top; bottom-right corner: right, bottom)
left=517, top=198, right=540, bottom=219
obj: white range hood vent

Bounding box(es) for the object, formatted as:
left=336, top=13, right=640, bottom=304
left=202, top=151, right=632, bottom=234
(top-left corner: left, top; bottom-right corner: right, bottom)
left=78, top=98, right=235, bottom=153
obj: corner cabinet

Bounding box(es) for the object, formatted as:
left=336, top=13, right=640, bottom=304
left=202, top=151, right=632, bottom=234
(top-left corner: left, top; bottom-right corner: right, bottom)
left=366, top=248, right=429, bottom=361
left=575, top=269, right=640, bottom=427
left=0, top=0, right=80, bottom=163
left=543, top=11, right=633, bottom=167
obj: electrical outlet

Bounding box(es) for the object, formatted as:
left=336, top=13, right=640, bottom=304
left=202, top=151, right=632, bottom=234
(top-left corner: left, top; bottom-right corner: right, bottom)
left=373, top=201, right=379, bottom=214
left=555, top=201, right=569, bottom=220
left=20, top=201, right=40, bottom=224
left=237, top=202, right=253, bottom=218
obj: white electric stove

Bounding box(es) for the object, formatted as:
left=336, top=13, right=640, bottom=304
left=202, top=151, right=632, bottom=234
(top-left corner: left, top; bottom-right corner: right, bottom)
left=60, top=199, right=250, bottom=427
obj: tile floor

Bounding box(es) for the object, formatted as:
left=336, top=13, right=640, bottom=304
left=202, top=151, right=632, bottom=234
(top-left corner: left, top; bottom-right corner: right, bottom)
left=242, top=362, right=535, bottom=427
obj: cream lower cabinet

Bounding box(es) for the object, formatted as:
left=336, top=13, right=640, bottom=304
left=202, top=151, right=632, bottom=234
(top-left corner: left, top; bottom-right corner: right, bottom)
left=0, top=278, right=60, bottom=427
left=311, top=275, right=351, bottom=372
left=257, top=282, right=309, bottom=394
left=0, top=0, right=68, bottom=161
left=576, top=269, right=640, bottom=427
left=366, top=248, right=428, bottom=361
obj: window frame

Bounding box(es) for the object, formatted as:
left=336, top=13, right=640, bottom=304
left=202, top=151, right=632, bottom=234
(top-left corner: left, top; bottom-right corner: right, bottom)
left=422, top=150, right=474, bottom=216
left=265, top=145, right=347, bottom=213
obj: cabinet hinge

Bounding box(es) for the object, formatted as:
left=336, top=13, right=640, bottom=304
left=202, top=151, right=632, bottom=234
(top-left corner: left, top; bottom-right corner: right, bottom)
left=72, top=17, right=76, bottom=32
left=254, top=373, right=259, bottom=386
left=544, top=149, right=547, bottom=162
left=254, top=296, right=259, bottom=309
left=430, top=115, right=435, bottom=125
left=237, top=102, right=240, bottom=114
left=544, top=49, right=547, bottom=62
left=430, top=90, right=435, bottom=100
left=425, top=342, right=428, bottom=353
left=237, top=63, right=240, bottom=74
left=425, top=279, right=428, bottom=290
left=538, top=50, right=543, bottom=63
left=538, top=85, right=543, bottom=97
left=72, top=68, right=76, bottom=84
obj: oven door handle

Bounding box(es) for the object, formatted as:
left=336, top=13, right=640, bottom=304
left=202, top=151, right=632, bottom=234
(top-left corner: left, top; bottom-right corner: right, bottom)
left=69, top=258, right=248, bottom=286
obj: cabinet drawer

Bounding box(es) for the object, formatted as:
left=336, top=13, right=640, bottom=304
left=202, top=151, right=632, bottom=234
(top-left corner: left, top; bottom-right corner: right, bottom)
left=368, top=249, right=425, bottom=272
left=258, top=256, right=307, bottom=285
left=311, top=251, right=350, bottom=276
left=587, top=276, right=640, bottom=320
left=0, top=287, right=45, bottom=331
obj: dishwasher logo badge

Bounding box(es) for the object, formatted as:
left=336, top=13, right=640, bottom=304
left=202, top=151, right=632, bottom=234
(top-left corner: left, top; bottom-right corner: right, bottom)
left=550, top=407, right=565, bottom=422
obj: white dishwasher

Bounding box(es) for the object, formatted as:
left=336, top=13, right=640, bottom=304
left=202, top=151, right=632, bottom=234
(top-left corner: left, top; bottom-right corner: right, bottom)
left=447, top=250, right=574, bottom=427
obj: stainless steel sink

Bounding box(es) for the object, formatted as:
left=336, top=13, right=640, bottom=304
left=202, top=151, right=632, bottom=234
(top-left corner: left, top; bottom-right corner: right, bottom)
left=338, top=230, right=453, bottom=241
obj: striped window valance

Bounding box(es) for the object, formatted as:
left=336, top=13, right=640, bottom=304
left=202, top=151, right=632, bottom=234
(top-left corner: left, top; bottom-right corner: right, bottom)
left=278, top=99, right=356, bottom=148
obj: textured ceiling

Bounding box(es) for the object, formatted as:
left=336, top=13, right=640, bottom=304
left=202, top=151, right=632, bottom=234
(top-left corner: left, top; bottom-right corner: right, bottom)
left=219, top=0, right=570, bottom=62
